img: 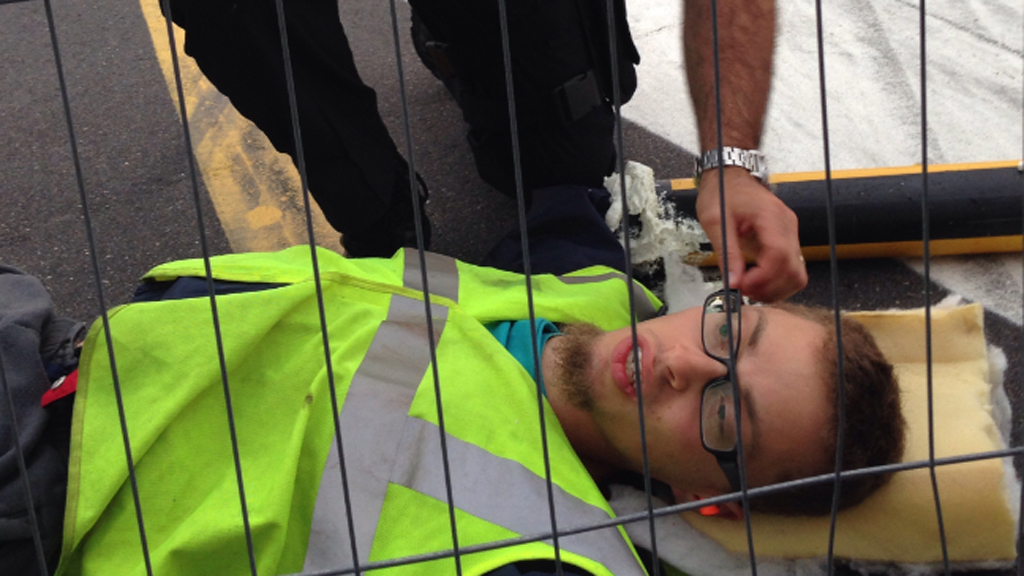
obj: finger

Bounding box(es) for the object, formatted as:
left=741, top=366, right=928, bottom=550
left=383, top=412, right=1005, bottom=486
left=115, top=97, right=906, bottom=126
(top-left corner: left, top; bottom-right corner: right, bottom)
left=742, top=249, right=808, bottom=302
left=719, top=212, right=746, bottom=291
left=701, top=207, right=745, bottom=290
left=741, top=219, right=805, bottom=300
left=740, top=200, right=804, bottom=300
left=696, top=204, right=730, bottom=287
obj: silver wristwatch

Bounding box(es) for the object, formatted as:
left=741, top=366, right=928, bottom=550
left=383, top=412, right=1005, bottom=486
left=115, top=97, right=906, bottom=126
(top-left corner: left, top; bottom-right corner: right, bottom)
left=694, top=147, right=770, bottom=187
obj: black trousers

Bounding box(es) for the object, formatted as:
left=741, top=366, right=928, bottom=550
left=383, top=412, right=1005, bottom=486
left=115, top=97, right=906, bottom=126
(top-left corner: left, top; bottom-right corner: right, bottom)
left=482, top=185, right=626, bottom=276
left=410, top=0, right=638, bottom=200
left=162, top=0, right=637, bottom=229
left=163, top=0, right=407, bottom=235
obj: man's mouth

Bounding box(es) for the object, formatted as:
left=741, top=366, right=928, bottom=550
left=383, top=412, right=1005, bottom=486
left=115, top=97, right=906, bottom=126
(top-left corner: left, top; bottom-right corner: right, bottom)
left=612, top=336, right=647, bottom=399
left=625, top=348, right=643, bottom=391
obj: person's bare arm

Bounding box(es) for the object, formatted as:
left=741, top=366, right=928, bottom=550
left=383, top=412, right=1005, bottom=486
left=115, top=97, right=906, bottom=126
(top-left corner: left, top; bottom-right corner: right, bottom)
left=684, top=0, right=807, bottom=302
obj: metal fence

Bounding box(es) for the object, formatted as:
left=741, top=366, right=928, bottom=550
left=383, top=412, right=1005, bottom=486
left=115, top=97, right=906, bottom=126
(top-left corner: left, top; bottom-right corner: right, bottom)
left=2, top=0, right=1022, bottom=575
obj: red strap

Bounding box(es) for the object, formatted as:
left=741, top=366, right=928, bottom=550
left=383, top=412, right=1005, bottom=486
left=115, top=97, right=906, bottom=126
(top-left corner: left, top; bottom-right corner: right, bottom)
left=42, top=369, right=78, bottom=407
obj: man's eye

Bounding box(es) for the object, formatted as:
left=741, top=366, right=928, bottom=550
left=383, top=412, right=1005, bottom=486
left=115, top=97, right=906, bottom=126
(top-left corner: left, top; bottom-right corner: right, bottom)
left=717, top=403, right=727, bottom=421
left=718, top=323, right=729, bottom=339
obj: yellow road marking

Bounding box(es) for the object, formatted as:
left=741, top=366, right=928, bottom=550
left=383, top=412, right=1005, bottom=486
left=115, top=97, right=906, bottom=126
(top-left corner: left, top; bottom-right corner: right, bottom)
left=139, top=0, right=339, bottom=254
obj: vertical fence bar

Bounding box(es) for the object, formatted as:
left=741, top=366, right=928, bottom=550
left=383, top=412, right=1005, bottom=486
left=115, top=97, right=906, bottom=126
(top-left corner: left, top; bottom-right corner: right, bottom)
left=386, top=1, right=463, bottom=573
left=707, top=0, right=758, bottom=572
left=269, top=1, right=365, bottom=571
left=917, top=1, right=952, bottom=573
left=813, top=1, right=849, bottom=573
left=493, top=0, right=565, bottom=571
left=42, top=0, right=156, bottom=571
left=602, top=0, right=661, bottom=572
left=158, top=2, right=261, bottom=572
left=1018, top=3, right=1024, bottom=571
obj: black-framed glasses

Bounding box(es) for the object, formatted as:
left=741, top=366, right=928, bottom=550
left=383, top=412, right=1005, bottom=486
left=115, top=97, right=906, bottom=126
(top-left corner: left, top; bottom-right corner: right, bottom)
left=699, top=289, right=745, bottom=493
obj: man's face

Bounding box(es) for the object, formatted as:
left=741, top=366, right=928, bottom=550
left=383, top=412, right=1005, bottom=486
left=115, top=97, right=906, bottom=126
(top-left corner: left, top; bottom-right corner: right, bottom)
left=561, top=305, right=832, bottom=499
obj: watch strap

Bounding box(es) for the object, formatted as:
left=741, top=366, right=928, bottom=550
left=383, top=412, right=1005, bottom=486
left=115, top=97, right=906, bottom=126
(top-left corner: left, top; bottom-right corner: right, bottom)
left=694, top=147, right=770, bottom=187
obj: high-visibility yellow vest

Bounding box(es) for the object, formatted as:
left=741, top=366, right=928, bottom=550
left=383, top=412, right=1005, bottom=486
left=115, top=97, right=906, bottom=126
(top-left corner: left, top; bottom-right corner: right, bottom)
left=57, top=247, right=662, bottom=576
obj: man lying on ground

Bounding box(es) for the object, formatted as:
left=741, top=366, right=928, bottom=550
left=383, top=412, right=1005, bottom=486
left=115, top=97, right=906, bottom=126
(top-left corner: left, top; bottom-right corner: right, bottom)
left=2, top=185, right=904, bottom=576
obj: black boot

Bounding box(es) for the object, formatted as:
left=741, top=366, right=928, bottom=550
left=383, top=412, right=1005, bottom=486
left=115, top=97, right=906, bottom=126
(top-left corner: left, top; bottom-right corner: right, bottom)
left=342, top=173, right=431, bottom=258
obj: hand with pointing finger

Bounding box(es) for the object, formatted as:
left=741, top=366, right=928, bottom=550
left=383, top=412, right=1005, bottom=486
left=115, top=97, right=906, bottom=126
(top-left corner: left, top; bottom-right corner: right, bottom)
left=695, top=166, right=807, bottom=302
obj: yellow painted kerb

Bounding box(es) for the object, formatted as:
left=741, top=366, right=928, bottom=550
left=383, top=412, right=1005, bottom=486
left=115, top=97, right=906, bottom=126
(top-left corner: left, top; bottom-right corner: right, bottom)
left=138, top=1, right=339, bottom=254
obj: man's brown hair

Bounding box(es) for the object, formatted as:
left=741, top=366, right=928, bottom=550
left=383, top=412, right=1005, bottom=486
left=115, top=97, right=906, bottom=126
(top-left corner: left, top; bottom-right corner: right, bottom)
left=750, top=303, right=907, bottom=516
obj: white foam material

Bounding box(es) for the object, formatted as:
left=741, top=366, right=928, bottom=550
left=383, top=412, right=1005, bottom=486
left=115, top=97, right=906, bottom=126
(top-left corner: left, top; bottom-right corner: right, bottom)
left=603, top=160, right=716, bottom=311
left=989, top=345, right=1021, bottom=547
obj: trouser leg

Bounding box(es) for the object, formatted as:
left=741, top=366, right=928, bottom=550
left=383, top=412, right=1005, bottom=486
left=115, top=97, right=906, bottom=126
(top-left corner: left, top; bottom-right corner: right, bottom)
left=464, top=108, right=616, bottom=200
left=410, top=0, right=623, bottom=200
left=482, top=185, right=626, bottom=275
left=162, top=0, right=409, bottom=234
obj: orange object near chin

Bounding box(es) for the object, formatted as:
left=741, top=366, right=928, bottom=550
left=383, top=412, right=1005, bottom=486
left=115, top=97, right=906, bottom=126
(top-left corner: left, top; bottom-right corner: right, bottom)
left=698, top=504, right=721, bottom=517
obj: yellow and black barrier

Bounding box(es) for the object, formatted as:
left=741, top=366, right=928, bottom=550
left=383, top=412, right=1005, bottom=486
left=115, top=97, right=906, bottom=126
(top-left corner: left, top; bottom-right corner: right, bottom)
left=657, top=161, right=1023, bottom=265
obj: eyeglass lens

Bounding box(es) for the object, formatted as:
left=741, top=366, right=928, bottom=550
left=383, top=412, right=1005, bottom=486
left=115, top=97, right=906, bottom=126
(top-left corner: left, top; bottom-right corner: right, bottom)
left=702, top=293, right=742, bottom=360
left=701, top=379, right=738, bottom=451
left=701, top=292, right=743, bottom=453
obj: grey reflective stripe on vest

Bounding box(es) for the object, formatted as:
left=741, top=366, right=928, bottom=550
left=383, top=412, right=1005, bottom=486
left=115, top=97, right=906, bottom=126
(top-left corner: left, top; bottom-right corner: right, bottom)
left=306, top=252, right=458, bottom=571
left=390, top=419, right=645, bottom=576
left=557, top=273, right=657, bottom=321
left=303, top=292, right=644, bottom=575
left=404, top=251, right=459, bottom=303
left=304, top=294, right=447, bottom=572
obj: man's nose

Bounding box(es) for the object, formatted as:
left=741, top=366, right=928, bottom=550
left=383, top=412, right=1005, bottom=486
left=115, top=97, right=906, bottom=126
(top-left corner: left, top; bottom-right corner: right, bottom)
left=662, top=345, right=729, bottom=392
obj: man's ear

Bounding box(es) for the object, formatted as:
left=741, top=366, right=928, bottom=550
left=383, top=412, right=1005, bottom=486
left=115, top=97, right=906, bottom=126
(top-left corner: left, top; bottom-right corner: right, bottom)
left=678, top=489, right=747, bottom=521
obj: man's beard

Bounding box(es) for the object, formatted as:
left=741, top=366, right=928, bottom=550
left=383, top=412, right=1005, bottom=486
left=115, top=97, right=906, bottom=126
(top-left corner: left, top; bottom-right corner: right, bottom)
left=549, top=322, right=604, bottom=411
